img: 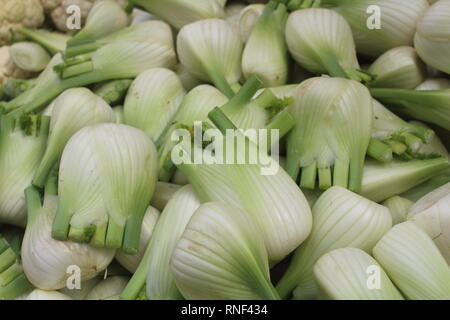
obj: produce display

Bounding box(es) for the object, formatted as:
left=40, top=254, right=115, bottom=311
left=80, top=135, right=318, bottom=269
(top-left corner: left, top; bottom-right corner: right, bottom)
left=0, top=0, right=449, bottom=301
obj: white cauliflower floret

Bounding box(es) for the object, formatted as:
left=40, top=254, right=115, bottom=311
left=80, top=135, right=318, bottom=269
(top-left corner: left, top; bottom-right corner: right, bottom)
left=0, top=46, right=34, bottom=85
left=0, top=0, right=45, bottom=45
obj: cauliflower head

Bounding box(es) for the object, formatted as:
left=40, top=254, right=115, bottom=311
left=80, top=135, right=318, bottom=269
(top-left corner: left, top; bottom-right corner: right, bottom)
left=0, top=0, right=45, bottom=45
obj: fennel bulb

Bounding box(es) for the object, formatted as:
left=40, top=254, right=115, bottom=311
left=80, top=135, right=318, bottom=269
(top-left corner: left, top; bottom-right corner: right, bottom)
left=371, top=99, right=434, bottom=159
left=171, top=202, right=280, bottom=300
left=174, top=64, right=203, bottom=91
left=129, top=0, right=225, bottom=30
left=276, top=186, right=392, bottom=300
left=368, top=46, right=426, bottom=89
left=9, top=42, right=50, bottom=72
left=373, top=221, right=450, bottom=299
left=85, top=276, right=129, bottom=300
left=242, top=1, right=288, bottom=87
left=286, top=77, right=373, bottom=192
left=26, top=289, right=72, bottom=300
left=123, top=68, right=186, bottom=141
left=32, top=87, right=115, bottom=187
left=150, top=182, right=182, bottom=211
left=414, top=0, right=450, bottom=75
left=0, top=234, right=32, bottom=300
left=238, top=4, right=265, bottom=42
left=115, top=206, right=160, bottom=273
left=382, top=196, right=413, bottom=225
left=0, top=116, right=48, bottom=227
left=177, top=19, right=243, bottom=98
left=59, top=277, right=101, bottom=300
left=121, top=185, right=200, bottom=300
left=67, top=0, right=129, bottom=46
left=416, top=78, right=450, bottom=90
left=22, top=188, right=115, bottom=291
left=314, top=248, right=403, bottom=300
left=407, top=183, right=450, bottom=264
left=317, top=0, right=429, bottom=57
left=52, top=123, right=158, bottom=254
left=285, top=9, right=366, bottom=81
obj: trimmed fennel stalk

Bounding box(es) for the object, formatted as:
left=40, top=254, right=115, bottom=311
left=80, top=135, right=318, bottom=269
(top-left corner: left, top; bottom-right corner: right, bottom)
left=275, top=186, right=392, bottom=300
left=52, top=124, right=158, bottom=253
left=370, top=99, right=435, bottom=160
left=0, top=234, right=32, bottom=300
left=115, top=206, right=160, bottom=273
left=360, top=158, right=449, bottom=202
left=18, top=28, right=71, bottom=54
left=120, top=185, right=200, bottom=300
left=3, top=35, right=176, bottom=116
left=171, top=202, right=280, bottom=300
left=370, top=88, right=450, bottom=131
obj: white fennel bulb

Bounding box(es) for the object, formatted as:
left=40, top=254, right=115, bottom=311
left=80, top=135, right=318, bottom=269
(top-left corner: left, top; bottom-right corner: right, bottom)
left=414, top=0, right=450, bottom=75
left=123, top=68, right=186, bottom=142
left=33, top=87, right=115, bottom=187
left=373, top=221, right=450, bottom=299
left=407, top=183, right=450, bottom=264
left=177, top=19, right=243, bottom=98
left=52, top=123, right=158, bottom=254
left=314, top=248, right=403, bottom=300
left=171, top=202, right=280, bottom=300
left=21, top=189, right=115, bottom=291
